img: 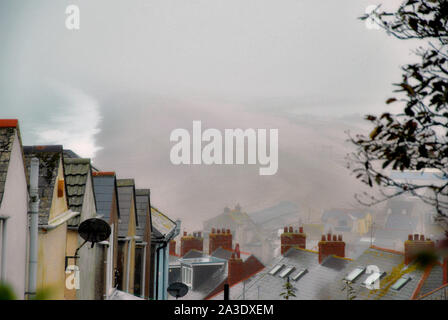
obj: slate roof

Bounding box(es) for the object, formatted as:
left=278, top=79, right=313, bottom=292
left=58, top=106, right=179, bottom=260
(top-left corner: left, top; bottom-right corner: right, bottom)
left=92, top=172, right=120, bottom=221
left=211, top=247, right=252, bottom=262
left=322, top=208, right=368, bottom=221
left=135, top=189, right=151, bottom=239
left=63, top=158, right=94, bottom=227
left=151, top=206, right=176, bottom=241
left=23, top=145, right=65, bottom=225
left=248, top=201, right=300, bottom=226
left=213, top=248, right=350, bottom=300
left=117, top=179, right=138, bottom=238
left=183, top=249, right=205, bottom=259
left=64, top=149, right=100, bottom=171
left=0, top=123, right=18, bottom=206
left=327, top=246, right=443, bottom=300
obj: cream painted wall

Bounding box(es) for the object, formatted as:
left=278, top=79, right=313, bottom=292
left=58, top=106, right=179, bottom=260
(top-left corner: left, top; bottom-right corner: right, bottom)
left=0, top=132, right=28, bottom=299
left=37, top=156, right=69, bottom=300
left=37, top=224, right=67, bottom=299
left=49, top=158, right=69, bottom=221
left=64, top=229, right=78, bottom=300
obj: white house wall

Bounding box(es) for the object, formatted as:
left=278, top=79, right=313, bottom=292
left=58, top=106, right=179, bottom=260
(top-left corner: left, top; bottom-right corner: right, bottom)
left=0, top=132, right=28, bottom=299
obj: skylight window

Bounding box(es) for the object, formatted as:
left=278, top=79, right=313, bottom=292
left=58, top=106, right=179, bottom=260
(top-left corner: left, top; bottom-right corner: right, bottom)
left=269, top=264, right=284, bottom=275
left=279, top=266, right=295, bottom=278
left=391, top=276, right=411, bottom=291
left=344, top=267, right=365, bottom=282
left=363, top=271, right=386, bottom=288
left=291, top=269, right=308, bottom=281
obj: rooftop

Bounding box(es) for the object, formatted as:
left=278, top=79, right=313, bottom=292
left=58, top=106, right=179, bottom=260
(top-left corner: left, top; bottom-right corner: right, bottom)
left=92, top=172, right=120, bottom=221
left=23, top=145, right=65, bottom=225
left=151, top=206, right=177, bottom=240
left=117, top=179, right=138, bottom=237
left=328, top=246, right=444, bottom=300
left=135, top=189, right=151, bottom=238
left=0, top=125, right=18, bottom=206
left=63, top=158, right=93, bottom=227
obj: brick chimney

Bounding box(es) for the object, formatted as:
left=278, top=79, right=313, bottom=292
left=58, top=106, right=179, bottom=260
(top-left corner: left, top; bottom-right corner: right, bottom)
left=227, top=244, right=243, bottom=286
left=169, top=240, right=176, bottom=256
left=404, top=234, right=435, bottom=265
left=280, top=226, right=306, bottom=255
left=209, top=227, right=232, bottom=254
left=318, top=233, right=345, bottom=263
left=180, top=231, right=204, bottom=256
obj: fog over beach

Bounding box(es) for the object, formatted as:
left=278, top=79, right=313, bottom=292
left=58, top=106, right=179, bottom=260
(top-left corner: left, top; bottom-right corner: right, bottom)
left=0, top=0, right=417, bottom=230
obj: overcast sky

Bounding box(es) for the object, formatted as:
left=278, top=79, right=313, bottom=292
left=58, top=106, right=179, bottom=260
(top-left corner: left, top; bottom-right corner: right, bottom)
left=0, top=0, right=419, bottom=230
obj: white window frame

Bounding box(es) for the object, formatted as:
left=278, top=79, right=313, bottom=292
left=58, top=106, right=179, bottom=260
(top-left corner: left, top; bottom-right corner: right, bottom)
left=182, top=266, right=193, bottom=287
left=269, top=264, right=284, bottom=276
left=279, top=266, right=295, bottom=278
left=345, top=266, right=366, bottom=283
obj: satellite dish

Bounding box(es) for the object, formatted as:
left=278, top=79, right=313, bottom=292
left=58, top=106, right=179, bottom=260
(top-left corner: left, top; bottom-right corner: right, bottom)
left=167, top=282, right=189, bottom=299
left=79, top=218, right=111, bottom=244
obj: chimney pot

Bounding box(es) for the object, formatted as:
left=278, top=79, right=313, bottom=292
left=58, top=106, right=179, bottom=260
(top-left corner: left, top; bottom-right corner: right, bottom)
left=235, top=243, right=241, bottom=259
left=217, top=229, right=221, bottom=234
left=299, top=227, right=304, bottom=234
left=227, top=229, right=230, bottom=234
left=212, top=228, right=216, bottom=234
left=327, top=233, right=332, bottom=241
left=333, top=235, right=337, bottom=241
left=321, top=235, right=326, bottom=241
left=284, top=227, right=288, bottom=233
left=198, top=232, right=202, bottom=238
left=408, top=234, right=413, bottom=241
left=414, top=234, right=419, bottom=241
left=338, top=235, right=342, bottom=241
left=420, top=235, right=425, bottom=241
left=183, top=231, right=187, bottom=236
left=289, top=226, right=293, bottom=233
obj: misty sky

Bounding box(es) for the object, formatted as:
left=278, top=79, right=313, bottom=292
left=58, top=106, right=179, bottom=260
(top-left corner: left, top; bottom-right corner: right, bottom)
left=0, top=0, right=420, bottom=230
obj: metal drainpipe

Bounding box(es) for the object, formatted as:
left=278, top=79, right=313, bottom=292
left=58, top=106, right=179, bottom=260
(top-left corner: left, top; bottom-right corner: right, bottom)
left=126, top=239, right=131, bottom=292
left=141, top=243, right=147, bottom=298
left=0, top=217, right=8, bottom=282
left=155, top=241, right=168, bottom=300
left=28, top=157, right=39, bottom=299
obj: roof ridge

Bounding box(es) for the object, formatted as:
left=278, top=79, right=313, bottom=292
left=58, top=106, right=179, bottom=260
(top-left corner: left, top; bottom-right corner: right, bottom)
left=370, top=245, right=404, bottom=255
left=0, top=119, right=18, bottom=128
left=92, top=171, right=116, bottom=176
left=416, top=281, right=448, bottom=300
left=64, top=158, right=91, bottom=164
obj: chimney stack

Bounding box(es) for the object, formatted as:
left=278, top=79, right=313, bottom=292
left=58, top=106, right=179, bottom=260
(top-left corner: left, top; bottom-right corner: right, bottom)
left=227, top=243, right=243, bottom=286
left=280, top=225, right=306, bottom=255
left=318, top=233, right=345, bottom=263
left=169, top=240, right=176, bottom=256
left=180, top=231, right=204, bottom=256
left=209, top=227, right=233, bottom=254
left=404, top=234, right=435, bottom=265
